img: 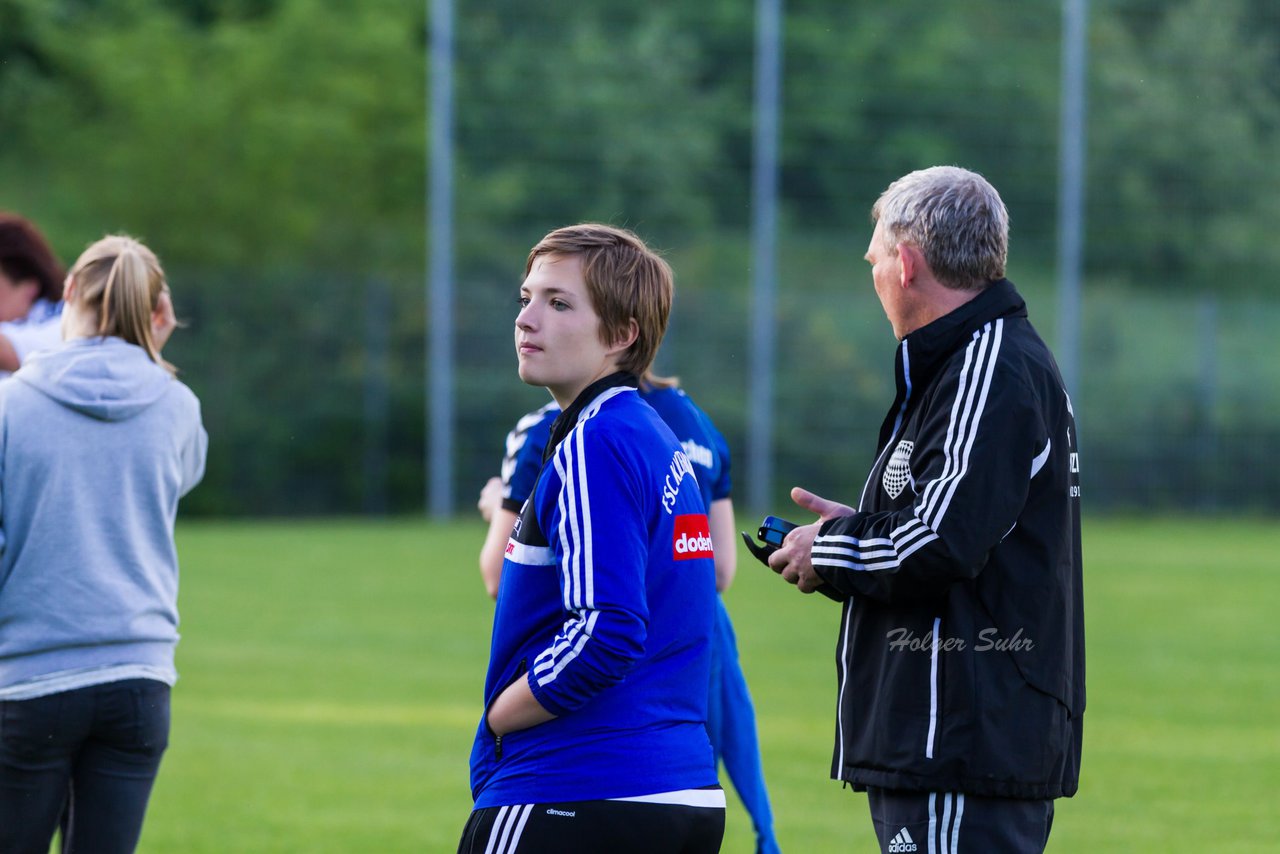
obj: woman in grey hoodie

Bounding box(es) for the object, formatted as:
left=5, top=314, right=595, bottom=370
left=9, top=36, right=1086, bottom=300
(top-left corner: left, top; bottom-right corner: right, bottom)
left=0, top=236, right=207, bottom=854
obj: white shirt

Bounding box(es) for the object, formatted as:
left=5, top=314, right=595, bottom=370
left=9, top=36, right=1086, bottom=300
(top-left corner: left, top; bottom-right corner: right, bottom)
left=0, top=299, right=64, bottom=375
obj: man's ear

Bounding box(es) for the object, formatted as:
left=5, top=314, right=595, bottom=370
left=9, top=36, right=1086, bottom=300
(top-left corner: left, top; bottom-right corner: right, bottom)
left=607, top=318, right=640, bottom=357
left=896, top=243, right=920, bottom=290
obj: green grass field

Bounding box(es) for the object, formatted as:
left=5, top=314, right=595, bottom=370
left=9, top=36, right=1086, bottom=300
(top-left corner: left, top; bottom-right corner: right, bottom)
left=129, top=516, right=1278, bottom=852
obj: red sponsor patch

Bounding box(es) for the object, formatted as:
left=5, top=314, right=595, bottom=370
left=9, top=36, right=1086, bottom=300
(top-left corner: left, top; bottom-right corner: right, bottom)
left=672, top=513, right=714, bottom=560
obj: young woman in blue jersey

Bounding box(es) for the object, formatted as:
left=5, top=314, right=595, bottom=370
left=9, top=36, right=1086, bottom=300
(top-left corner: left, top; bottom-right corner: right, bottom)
left=458, top=224, right=724, bottom=853
left=0, top=235, right=207, bottom=854
left=477, top=377, right=781, bottom=854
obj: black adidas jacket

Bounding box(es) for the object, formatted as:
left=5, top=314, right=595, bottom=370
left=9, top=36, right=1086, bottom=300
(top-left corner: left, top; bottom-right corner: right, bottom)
left=811, top=279, right=1084, bottom=799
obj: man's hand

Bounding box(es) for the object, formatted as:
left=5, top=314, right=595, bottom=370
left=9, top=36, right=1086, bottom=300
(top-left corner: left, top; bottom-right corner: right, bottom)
left=768, top=487, right=855, bottom=594
left=477, top=476, right=503, bottom=523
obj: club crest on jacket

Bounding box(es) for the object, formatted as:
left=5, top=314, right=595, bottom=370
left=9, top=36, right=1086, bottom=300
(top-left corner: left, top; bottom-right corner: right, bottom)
left=882, top=440, right=915, bottom=499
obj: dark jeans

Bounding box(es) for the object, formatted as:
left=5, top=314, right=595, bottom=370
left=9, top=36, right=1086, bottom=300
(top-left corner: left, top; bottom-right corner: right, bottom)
left=0, top=679, right=170, bottom=854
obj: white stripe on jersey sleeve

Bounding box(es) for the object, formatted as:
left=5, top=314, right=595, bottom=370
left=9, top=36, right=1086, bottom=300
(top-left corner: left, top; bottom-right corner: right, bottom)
left=921, top=320, right=1004, bottom=529
left=535, top=387, right=632, bottom=691
left=813, top=321, right=1005, bottom=575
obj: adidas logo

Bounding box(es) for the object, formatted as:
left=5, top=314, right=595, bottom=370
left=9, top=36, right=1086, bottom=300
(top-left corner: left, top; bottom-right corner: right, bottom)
left=888, top=827, right=918, bottom=853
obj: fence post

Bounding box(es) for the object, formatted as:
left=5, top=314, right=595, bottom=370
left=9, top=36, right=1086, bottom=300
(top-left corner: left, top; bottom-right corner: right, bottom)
left=1197, top=294, right=1218, bottom=509
left=364, top=277, right=391, bottom=515
left=1056, top=0, right=1089, bottom=402
left=747, top=0, right=783, bottom=513
left=427, top=0, right=455, bottom=517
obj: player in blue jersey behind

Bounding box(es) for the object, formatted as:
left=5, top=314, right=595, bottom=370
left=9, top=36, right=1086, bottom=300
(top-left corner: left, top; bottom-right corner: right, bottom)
left=478, top=374, right=782, bottom=854
left=458, top=224, right=725, bottom=853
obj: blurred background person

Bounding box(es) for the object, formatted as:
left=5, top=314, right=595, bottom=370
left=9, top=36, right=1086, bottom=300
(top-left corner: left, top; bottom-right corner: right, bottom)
left=0, top=235, right=208, bottom=854
left=0, top=212, right=67, bottom=375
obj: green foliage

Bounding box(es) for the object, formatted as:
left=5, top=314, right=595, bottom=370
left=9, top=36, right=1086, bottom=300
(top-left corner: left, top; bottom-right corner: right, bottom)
left=4, top=0, right=1277, bottom=276
left=782, top=1, right=1063, bottom=247
left=1089, top=0, right=1280, bottom=290
left=454, top=2, right=740, bottom=238
left=1, top=0, right=425, bottom=272
left=2, top=0, right=1278, bottom=514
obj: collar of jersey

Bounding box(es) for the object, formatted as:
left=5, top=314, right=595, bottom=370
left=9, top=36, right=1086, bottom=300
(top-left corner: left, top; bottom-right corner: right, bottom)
left=542, top=371, right=640, bottom=464
left=899, top=278, right=1027, bottom=387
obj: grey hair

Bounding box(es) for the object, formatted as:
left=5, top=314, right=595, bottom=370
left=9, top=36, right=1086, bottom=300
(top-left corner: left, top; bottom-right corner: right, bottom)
left=871, top=166, right=1009, bottom=291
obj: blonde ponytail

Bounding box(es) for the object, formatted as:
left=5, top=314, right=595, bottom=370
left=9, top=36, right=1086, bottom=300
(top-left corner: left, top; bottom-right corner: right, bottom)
left=67, top=235, right=175, bottom=375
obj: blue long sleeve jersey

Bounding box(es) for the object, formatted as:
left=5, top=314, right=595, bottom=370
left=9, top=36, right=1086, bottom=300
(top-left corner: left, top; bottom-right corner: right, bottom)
left=499, top=386, right=732, bottom=515
left=470, top=374, right=719, bottom=807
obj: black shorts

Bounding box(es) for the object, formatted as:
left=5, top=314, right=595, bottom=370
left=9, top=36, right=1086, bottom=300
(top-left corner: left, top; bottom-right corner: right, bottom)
left=867, top=787, right=1054, bottom=854
left=458, top=789, right=726, bottom=854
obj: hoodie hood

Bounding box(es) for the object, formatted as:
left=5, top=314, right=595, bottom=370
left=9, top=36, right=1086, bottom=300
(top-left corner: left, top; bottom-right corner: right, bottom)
left=16, top=337, right=174, bottom=422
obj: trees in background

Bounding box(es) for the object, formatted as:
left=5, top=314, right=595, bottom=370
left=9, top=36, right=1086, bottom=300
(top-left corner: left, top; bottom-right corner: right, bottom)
left=4, top=0, right=1276, bottom=282
left=1, top=0, right=425, bottom=271
left=1089, top=0, right=1280, bottom=292
left=1, top=0, right=1276, bottom=513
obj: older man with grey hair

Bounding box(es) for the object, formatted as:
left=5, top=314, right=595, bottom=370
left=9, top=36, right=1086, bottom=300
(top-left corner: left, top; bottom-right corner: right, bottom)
left=769, top=166, right=1084, bottom=853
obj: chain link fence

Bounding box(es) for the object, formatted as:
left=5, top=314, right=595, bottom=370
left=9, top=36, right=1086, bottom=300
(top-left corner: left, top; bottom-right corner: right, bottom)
left=163, top=252, right=1280, bottom=517
left=152, top=0, right=1279, bottom=517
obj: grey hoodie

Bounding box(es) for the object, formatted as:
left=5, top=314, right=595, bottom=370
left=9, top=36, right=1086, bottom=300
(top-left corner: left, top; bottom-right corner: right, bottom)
left=0, top=337, right=207, bottom=691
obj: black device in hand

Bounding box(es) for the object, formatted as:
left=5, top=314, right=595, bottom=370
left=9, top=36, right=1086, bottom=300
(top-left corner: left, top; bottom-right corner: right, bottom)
left=741, top=515, right=797, bottom=564
left=741, top=514, right=842, bottom=601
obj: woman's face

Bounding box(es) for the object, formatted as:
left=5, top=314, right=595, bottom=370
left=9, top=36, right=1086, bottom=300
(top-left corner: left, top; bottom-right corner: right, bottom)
left=514, top=253, right=621, bottom=409
left=0, top=268, right=38, bottom=322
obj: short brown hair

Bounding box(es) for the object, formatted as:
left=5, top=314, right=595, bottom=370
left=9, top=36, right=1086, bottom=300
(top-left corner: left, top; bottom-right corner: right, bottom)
left=0, top=213, right=65, bottom=301
left=525, top=224, right=672, bottom=377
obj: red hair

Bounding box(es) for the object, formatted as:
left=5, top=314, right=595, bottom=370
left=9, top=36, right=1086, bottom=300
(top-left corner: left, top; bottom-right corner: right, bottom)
left=0, top=213, right=65, bottom=301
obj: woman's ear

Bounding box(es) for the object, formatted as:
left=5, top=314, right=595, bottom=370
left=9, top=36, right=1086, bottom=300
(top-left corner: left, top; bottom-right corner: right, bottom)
left=607, top=318, right=640, bottom=356
left=62, top=275, right=78, bottom=303
left=151, top=286, right=177, bottom=351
